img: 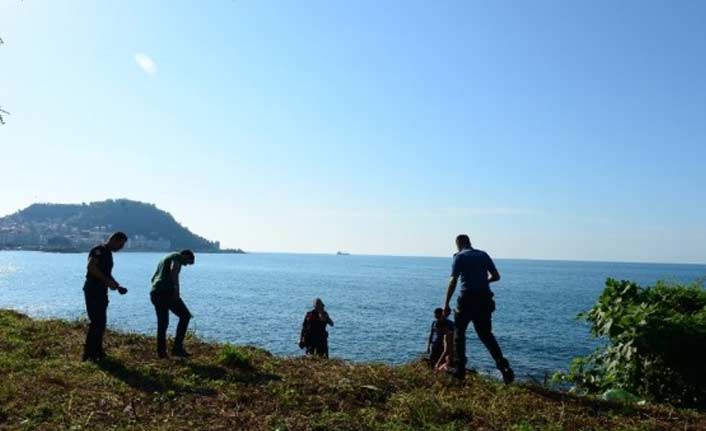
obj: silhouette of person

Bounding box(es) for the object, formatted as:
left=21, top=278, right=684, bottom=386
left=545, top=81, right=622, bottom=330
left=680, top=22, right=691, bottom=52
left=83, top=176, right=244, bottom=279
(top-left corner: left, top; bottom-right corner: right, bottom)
left=82, top=232, right=128, bottom=361
left=299, top=298, right=334, bottom=358
left=434, top=319, right=454, bottom=372
left=427, top=307, right=455, bottom=368
left=442, top=234, right=514, bottom=383
left=150, top=250, right=195, bottom=358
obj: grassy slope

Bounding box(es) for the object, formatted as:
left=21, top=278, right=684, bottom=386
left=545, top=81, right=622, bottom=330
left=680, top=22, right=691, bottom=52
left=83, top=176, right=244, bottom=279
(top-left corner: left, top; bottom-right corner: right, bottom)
left=0, top=310, right=704, bottom=431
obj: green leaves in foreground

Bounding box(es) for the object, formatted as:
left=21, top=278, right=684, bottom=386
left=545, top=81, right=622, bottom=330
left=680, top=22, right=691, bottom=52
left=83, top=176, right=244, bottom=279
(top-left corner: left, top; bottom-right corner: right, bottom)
left=218, top=344, right=253, bottom=369
left=555, top=278, right=706, bottom=407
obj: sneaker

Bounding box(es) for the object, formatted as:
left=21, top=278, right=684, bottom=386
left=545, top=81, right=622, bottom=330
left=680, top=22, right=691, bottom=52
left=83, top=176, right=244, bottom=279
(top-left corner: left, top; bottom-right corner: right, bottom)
left=500, top=366, right=515, bottom=384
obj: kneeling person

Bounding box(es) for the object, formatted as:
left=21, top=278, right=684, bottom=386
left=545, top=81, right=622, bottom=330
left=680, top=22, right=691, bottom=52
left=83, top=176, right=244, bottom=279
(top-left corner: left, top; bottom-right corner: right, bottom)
left=150, top=250, right=195, bottom=358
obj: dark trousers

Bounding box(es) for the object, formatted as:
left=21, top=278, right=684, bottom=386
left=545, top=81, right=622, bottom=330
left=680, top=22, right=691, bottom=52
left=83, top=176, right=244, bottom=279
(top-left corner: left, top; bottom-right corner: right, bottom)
left=84, top=289, right=108, bottom=358
left=306, top=337, right=329, bottom=358
left=151, top=291, right=192, bottom=354
left=453, top=297, right=508, bottom=375
left=429, top=343, right=444, bottom=368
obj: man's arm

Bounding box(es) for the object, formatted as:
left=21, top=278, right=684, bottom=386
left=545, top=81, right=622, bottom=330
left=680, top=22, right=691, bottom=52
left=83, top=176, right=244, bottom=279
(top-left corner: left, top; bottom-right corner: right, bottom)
left=486, top=254, right=501, bottom=283
left=321, top=311, right=334, bottom=326
left=443, top=276, right=458, bottom=316
left=170, top=260, right=182, bottom=298
left=87, top=257, right=118, bottom=289
left=426, top=322, right=434, bottom=353
left=300, top=314, right=310, bottom=346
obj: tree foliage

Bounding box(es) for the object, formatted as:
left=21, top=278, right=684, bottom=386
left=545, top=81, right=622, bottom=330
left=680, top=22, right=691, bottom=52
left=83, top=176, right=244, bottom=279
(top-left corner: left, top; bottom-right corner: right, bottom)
left=556, top=278, right=706, bottom=407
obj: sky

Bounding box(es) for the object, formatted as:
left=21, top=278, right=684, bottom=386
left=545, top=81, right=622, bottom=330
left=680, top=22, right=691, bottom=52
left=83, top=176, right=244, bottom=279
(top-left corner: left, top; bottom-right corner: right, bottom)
left=1, top=1, right=705, bottom=263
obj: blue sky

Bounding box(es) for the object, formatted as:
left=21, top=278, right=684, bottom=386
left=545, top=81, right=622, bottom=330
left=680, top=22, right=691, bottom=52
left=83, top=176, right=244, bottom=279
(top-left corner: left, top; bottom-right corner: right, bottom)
left=1, top=1, right=705, bottom=262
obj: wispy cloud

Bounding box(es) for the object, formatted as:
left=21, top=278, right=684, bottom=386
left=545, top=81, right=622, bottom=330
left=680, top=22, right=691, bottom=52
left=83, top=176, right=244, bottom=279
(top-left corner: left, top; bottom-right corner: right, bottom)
left=134, top=53, right=157, bottom=75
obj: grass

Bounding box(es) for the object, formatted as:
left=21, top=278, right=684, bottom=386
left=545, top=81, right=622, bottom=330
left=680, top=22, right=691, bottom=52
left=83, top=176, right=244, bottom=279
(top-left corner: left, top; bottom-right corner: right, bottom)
left=0, top=309, right=705, bottom=431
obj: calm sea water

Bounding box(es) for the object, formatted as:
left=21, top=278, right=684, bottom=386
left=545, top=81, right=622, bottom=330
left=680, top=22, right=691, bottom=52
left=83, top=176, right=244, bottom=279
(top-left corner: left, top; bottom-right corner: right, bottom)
left=0, top=251, right=704, bottom=379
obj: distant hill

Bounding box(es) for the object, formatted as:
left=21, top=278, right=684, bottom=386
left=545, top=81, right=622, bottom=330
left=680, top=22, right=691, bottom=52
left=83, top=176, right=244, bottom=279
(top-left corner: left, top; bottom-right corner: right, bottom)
left=0, top=199, right=227, bottom=252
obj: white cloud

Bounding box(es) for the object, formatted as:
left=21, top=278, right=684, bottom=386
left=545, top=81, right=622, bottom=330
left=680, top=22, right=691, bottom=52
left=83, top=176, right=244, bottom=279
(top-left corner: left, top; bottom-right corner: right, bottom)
left=134, top=53, right=157, bottom=75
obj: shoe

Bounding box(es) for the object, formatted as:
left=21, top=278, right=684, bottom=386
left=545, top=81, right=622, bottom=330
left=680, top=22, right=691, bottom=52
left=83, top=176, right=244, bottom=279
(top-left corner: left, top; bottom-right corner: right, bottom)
left=495, top=357, right=514, bottom=384
left=171, top=347, right=190, bottom=358
left=444, top=367, right=465, bottom=380
left=500, top=366, right=515, bottom=384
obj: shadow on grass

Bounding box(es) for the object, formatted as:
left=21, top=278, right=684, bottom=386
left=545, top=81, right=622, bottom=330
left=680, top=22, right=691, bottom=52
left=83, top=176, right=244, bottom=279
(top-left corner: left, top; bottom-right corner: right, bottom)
left=185, top=362, right=282, bottom=386
left=97, top=357, right=216, bottom=396
left=186, top=362, right=229, bottom=380
left=519, top=383, right=639, bottom=415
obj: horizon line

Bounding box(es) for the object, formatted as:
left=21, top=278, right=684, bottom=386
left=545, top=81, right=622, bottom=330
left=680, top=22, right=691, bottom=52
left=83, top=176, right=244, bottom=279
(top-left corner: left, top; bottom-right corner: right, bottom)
left=216, top=250, right=706, bottom=267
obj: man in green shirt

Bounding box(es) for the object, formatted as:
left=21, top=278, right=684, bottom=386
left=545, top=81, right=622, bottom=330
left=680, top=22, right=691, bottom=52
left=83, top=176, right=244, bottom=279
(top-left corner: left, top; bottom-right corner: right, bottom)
left=150, top=250, right=196, bottom=358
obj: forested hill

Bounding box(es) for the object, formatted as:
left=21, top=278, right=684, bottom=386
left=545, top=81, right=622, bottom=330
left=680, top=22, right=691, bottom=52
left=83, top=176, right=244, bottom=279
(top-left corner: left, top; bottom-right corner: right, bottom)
left=0, top=199, right=221, bottom=251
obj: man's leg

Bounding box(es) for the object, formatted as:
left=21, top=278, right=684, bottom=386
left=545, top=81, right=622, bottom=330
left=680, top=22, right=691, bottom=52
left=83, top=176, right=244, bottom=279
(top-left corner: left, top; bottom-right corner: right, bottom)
left=169, top=298, right=192, bottom=355
left=452, top=308, right=471, bottom=378
left=472, top=313, right=514, bottom=383
left=152, top=294, right=170, bottom=357
left=83, top=291, right=107, bottom=361
left=429, top=344, right=443, bottom=368
left=96, top=300, right=107, bottom=358
left=313, top=341, right=326, bottom=357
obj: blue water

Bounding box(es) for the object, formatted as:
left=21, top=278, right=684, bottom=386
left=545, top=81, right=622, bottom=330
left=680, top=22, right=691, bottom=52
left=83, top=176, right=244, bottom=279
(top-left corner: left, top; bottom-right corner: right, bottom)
left=0, top=251, right=704, bottom=380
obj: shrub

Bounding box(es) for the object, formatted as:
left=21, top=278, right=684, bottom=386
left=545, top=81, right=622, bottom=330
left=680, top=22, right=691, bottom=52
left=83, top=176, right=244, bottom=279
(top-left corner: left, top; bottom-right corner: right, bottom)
left=555, top=278, right=706, bottom=407
left=218, top=344, right=252, bottom=369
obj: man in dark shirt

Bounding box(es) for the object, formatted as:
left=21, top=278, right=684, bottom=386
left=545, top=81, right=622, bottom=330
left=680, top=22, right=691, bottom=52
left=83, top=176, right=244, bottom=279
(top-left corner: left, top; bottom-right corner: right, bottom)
left=442, top=234, right=514, bottom=383
left=427, top=307, right=455, bottom=368
left=299, top=298, right=334, bottom=358
left=82, top=232, right=128, bottom=361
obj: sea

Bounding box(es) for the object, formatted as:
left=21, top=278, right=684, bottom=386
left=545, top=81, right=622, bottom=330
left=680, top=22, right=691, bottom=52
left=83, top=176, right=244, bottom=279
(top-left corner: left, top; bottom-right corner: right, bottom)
left=0, top=251, right=704, bottom=380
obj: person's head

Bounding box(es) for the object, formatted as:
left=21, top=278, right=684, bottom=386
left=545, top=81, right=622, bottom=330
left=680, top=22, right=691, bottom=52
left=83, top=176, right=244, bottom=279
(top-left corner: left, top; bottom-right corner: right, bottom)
left=106, top=232, right=128, bottom=252
left=314, top=298, right=325, bottom=310
left=455, top=234, right=471, bottom=252
left=180, top=249, right=195, bottom=265
left=434, top=307, right=444, bottom=320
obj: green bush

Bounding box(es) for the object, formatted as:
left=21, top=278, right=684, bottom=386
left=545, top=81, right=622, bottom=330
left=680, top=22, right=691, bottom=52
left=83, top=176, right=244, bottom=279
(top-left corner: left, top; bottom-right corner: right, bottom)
left=555, top=278, right=706, bottom=407
left=218, top=344, right=252, bottom=369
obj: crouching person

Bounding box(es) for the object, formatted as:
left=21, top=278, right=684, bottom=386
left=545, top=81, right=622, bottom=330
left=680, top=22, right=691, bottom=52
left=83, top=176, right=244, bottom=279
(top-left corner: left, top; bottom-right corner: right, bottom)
left=150, top=250, right=195, bottom=358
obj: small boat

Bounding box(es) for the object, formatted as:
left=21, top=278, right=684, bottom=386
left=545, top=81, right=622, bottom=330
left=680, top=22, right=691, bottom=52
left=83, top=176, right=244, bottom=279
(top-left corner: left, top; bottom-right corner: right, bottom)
left=336, top=251, right=350, bottom=256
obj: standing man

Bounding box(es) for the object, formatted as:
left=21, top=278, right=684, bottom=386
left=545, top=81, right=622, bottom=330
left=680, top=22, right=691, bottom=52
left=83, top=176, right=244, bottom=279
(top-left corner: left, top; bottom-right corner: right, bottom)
left=442, top=234, right=514, bottom=383
left=150, top=250, right=195, bottom=358
left=299, top=298, right=334, bottom=358
left=83, top=232, right=128, bottom=362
